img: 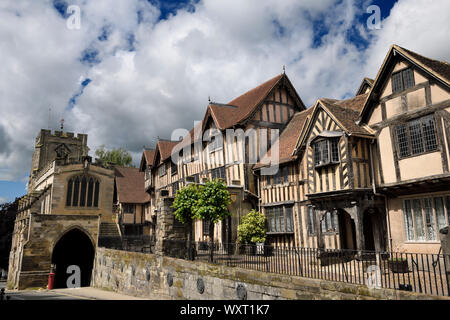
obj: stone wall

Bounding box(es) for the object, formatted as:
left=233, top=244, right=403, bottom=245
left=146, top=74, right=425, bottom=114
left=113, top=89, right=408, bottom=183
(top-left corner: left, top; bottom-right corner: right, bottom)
left=154, top=197, right=186, bottom=259
left=92, top=247, right=450, bottom=300
left=8, top=214, right=100, bottom=290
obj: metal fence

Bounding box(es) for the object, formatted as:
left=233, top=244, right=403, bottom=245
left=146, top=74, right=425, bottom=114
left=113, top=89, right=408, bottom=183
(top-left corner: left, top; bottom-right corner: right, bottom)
left=190, top=242, right=450, bottom=297
left=101, top=237, right=450, bottom=297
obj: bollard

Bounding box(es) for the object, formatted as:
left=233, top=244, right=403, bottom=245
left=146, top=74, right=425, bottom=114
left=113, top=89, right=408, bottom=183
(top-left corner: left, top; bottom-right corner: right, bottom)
left=48, top=272, right=55, bottom=290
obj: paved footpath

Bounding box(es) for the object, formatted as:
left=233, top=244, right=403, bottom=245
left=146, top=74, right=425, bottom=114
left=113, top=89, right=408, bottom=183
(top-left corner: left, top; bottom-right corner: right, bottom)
left=1, top=282, right=157, bottom=300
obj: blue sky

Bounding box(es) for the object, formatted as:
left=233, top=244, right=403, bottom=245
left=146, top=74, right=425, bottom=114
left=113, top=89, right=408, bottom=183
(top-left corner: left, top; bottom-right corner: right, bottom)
left=0, top=0, right=449, bottom=204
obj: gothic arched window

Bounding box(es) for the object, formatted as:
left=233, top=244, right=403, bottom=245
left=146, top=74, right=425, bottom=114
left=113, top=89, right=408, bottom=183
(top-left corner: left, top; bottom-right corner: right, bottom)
left=66, top=175, right=100, bottom=208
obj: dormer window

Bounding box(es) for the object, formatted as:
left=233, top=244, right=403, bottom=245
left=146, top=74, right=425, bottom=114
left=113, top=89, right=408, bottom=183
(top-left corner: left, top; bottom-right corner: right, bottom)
left=314, top=138, right=339, bottom=167
left=392, top=68, right=415, bottom=94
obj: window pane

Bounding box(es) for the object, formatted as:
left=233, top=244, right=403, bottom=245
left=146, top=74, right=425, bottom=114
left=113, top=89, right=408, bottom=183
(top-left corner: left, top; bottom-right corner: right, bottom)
left=275, top=207, right=280, bottom=232
left=278, top=207, right=285, bottom=232
left=421, top=116, right=437, bottom=151
left=423, top=198, right=436, bottom=240
left=282, top=166, right=289, bottom=184
left=332, top=210, right=339, bottom=232
left=285, top=207, right=293, bottom=232
left=434, top=197, right=446, bottom=230
left=314, top=142, right=321, bottom=165
left=392, top=72, right=403, bottom=93
left=396, top=124, right=410, bottom=157
left=447, top=197, right=450, bottom=226
left=402, top=68, right=415, bottom=90
left=413, top=199, right=425, bottom=241
left=87, top=178, right=93, bottom=207
left=80, top=177, right=87, bottom=207
left=308, top=207, right=315, bottom=234
left=404, top=200, right=414, bottom=241
left=322, top=140, right=329, bottom=164
left=326, top=211, right=332, bottom=232
left=270, top=209, right=276, bottom=232
left=321, top=217, right=326, bottom=233
left=408, top=119, right=425, bottom=154
left=72, top=177, right=80, bottom=206
left=331, top=139, right=339, bottom=162
left=93, top=181, right=100, bottom=207
left=66, top=179, right=73, bottom=207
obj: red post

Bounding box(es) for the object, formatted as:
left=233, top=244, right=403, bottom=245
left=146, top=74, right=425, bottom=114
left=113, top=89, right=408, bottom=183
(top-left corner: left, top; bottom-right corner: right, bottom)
left=48, top=272, right=55, bottom=290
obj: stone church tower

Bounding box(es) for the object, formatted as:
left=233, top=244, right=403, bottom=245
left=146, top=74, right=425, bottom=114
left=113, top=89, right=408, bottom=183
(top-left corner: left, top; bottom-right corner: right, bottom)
left=7, top=129, right=119, bottom=290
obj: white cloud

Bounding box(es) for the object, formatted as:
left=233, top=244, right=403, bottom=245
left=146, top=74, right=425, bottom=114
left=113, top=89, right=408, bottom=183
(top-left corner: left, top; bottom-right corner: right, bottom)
left=0, top=0, right=449, bottom=181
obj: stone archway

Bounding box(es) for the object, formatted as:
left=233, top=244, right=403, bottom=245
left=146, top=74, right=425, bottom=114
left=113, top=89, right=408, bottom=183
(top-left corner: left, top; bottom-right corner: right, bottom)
left=51, top=228, right=95, bottom=288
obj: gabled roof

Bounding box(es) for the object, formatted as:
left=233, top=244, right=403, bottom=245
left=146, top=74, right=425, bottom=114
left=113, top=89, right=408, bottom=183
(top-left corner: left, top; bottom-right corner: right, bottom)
left=319, top=94, right=373, bottom=136
left=254, top=107, right=313, bottom=169
left=399, top=46, right=450, bottom=82
left=359, top=44, right=450, bottom=123
left=153, top=140, right=179, bottom=166
left=295, top=93, right=374, bottom=154
left=202, top=73, right=306, bottom=130
left=114, top=167, right=150, bottom=204
left=139, top=149, right=155, bottom=171
left=356, top=77, right=374, bottom=96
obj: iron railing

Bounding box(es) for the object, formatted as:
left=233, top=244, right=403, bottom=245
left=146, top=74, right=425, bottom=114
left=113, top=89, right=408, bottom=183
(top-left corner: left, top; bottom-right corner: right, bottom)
left=100, top=238, right=450, bottom=297
left=188, top=242, right=450, bottom=297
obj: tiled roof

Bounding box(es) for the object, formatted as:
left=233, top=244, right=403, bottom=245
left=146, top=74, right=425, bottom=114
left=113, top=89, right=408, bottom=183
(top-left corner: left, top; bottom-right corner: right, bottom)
left=254, top=108, right=313, bottom=168
left=396, top=45, right=450, bottom=83
left=157, top=140, right=179, bottom=163
left=224, top=74, right=284, bottom=127
left=115, top=167, right=150, bottom=204
left=205, top=74, right=286, bottom=130
left=320, top=93, right=373, bottom=136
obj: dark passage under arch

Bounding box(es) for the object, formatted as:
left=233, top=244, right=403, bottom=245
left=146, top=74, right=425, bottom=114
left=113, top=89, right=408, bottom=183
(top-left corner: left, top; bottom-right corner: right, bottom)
left=51, top=228, right=95, bottom=289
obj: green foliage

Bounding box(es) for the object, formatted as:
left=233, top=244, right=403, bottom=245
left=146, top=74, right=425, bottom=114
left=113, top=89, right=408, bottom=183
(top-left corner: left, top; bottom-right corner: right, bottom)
left=194, top=179, right=231, bottom=223
left=172, top=184, right=200, bottom=224
left=237, top=209, right=266, bottom=244
left=95, top=145, right=133, bottom=167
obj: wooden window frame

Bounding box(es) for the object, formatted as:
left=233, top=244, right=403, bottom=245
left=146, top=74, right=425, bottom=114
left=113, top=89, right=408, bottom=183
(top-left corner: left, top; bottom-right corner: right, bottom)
left=266, top=205, right=294, bottom=234
left=403, top=195, right=450, bottom=242
left=392, top=67, right=415, bottom=94
left=313, top=138, right=340, bottom=168
left=394, top=114, right=439, bottom=160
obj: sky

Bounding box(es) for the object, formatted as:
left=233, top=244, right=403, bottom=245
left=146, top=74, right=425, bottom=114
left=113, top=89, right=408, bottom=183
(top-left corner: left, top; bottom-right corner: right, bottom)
left=0, top=0, right=449, bottom=203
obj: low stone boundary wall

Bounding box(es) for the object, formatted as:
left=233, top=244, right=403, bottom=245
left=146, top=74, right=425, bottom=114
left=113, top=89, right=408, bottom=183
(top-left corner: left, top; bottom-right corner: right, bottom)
left=92, top=247, right=449, bottom=300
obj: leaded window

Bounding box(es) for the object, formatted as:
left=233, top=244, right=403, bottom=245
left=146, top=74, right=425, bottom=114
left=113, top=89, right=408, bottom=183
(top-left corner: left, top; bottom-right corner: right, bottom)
left=392, top=68, right=415, bottom=93
left=307, top=206, right=315, bottom=235
left=211, top=166, right=225, bottom=180
left=66, top=175, right=100, bottom=208
left=270, top=166, right=289, bottom=185
left=171, top=161, right=178, bottom=175
left=202, top=219, right=210, bottom=236
left=172, top=181, right=179, bottom=195
left=265, top=205, right=294, bottom=233
left=403, top=196, right=450, bottom=241
left=395, top=115, right=438, bottom=158
left=159, top=164, right=166, bottom=177
left=314, top=138, right=340, bottom=167
left=321, top=210, right=339, bottom=233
